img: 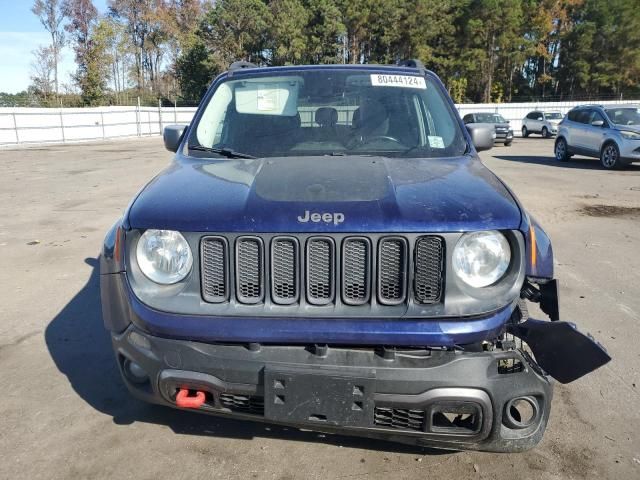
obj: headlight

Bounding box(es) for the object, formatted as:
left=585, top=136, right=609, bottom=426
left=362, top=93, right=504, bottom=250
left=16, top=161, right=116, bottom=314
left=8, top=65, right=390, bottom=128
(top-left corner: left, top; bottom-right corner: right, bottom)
left=136, top=229, right=193, bottom=284
left=452, top=231, right=511, bottom=288
left=620, top=130, right=640, bottom=140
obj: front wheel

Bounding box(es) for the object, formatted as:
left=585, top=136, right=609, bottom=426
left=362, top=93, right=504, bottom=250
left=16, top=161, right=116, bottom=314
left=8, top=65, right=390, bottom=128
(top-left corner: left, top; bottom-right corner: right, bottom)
left=522, top=126, right=529, bottom=138
left=542, top=126, right=550, bottom=138
left=504, top=140, right=512, bottom=146
left=555, top=138, right=570, bottom=162
left=600, top=142, right=625, bottom=169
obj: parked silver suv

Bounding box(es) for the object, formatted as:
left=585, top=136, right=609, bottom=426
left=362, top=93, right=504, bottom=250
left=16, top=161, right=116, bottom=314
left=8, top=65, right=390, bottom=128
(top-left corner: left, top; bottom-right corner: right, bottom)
left=522, top=110, right=563, bottom=138
left=555, top=104, right=640, bottom=169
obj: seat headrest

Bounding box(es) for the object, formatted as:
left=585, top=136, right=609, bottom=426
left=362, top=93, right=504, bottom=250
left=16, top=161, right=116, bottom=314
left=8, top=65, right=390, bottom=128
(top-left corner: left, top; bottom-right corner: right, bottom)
left=315, top=107, right=338, bottom=127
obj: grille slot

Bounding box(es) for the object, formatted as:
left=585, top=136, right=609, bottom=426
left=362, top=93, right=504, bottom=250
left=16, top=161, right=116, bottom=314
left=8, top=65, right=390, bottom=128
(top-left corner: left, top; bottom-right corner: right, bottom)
left=306, top=238, right=334, bottom=305
left=271, top=237, right=298, bottom=304
left=342, top=238, right=371, bottom=305
left=414, top=236, right=444, bottom=304
left=201, top=237, right=228, bottom=303
left=377, top=237, right=407, bottom=305
left=374, top=407, right=425, bottom=432
left=235, top=237, right=264, bottom=303
left=219, top=393, right=264, bottom=415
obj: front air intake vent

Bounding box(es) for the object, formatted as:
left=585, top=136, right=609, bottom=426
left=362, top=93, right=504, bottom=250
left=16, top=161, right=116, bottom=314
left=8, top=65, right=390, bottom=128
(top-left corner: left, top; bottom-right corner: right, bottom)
left=374, top=407, right=425, bottom=432
left=342, top=238, right=371, bottom=305
left=235, top=237, right=264, bottom=304
left=377, top=237, right=407, bottom=305
left=414, top=236, right=444, bottom=304
left=306, top=237, right=334, bottom=305
left=201, top=237, right=228, bottom=303
left=271, top=237, right=299, bottom=304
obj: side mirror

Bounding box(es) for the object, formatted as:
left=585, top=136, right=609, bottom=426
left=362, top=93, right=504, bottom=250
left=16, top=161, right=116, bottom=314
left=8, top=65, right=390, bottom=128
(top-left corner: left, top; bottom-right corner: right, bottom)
left=163, top=124, right=187, bottom=152
left=466, top=124, right=494, bottom=152
left=591, top=120, right=605, bottom=127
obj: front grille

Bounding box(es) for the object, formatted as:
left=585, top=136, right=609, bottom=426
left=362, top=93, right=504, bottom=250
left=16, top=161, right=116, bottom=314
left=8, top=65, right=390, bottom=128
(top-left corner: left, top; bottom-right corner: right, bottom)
left=374, top=407, right=425, bottom=432
left=200, top=234, right=444, bottom=308
left=219, top=393, right=264, bottom=415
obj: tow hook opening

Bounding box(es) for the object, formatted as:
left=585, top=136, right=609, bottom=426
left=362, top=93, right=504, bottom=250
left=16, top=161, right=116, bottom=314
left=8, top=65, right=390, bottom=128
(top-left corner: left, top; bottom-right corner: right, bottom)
left=175, top=388, right=206, bottom=409
left=503, top=396, right=539, bottom=429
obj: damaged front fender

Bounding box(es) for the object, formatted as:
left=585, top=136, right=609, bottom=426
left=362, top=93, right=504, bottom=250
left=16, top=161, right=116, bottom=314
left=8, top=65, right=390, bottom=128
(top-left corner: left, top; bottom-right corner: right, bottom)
left=508, top=319, right=611, bottom=384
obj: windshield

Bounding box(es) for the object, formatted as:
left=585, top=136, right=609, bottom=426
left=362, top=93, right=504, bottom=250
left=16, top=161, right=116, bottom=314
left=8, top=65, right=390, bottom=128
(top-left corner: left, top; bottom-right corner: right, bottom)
left=544, top=112, right=563, bottom=120
left=474, top=113, right=507, bottom=123
left=605, top=107, right=640, bottom=126
left=189, top=69, right=467, bottom=159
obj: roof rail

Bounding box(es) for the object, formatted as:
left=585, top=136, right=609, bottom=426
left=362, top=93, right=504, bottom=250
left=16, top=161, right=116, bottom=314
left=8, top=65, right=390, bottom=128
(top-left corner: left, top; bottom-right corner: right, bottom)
left=229, top=60, right=257, bottom=71
left=397, top=59, right=425, bottom=70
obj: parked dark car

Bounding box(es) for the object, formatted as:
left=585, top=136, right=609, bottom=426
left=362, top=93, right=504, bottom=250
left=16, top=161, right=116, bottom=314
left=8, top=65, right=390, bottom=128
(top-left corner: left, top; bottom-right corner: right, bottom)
left=100, top=61, right=609, bottom=452
left=463, top=112, right=513, bottom=146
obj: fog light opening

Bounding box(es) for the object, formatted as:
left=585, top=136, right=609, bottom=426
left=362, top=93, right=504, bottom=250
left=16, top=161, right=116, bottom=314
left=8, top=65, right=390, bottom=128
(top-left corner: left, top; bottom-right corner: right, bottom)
left=504, top=396, right=538, bottom=429
left=123, top=358, right=149, bottom=384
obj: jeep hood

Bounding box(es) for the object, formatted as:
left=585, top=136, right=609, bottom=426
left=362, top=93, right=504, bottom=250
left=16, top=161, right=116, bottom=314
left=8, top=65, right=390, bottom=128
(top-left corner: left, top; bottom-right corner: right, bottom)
left=127, top=155, right=522, bottom=232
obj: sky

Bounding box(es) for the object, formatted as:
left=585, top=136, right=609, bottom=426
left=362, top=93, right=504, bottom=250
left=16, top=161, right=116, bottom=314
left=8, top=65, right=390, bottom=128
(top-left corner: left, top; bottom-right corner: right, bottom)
left=0, top=0, right=109, bottom=94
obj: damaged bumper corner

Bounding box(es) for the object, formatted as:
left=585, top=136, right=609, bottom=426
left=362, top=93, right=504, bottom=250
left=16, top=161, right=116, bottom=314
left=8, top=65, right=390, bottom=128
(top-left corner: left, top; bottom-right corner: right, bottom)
left=508, top=319, right=611, bottom=384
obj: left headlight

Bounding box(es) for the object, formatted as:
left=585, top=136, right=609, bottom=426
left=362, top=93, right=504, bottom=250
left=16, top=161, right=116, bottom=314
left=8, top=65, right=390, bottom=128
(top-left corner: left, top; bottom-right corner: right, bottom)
left=452, top=231, right=511, bottom=288
left=136, top=229, right=193, bottom=284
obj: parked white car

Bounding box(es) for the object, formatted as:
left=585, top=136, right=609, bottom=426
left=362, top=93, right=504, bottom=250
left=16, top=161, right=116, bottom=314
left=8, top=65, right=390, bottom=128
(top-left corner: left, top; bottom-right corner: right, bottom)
left=521, top=111, right=563, bottom=138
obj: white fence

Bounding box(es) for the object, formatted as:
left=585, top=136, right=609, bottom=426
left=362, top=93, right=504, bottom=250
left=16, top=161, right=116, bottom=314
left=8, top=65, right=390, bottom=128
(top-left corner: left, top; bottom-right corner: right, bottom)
left=2, top=99, right=638, bottom=146
left=0, top=106, right=195, bottom=146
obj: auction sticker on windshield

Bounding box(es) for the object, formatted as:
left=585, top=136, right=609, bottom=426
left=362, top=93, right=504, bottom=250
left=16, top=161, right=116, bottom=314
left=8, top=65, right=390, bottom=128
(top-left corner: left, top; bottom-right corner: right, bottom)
left=371, top=74, right=426, bottom=89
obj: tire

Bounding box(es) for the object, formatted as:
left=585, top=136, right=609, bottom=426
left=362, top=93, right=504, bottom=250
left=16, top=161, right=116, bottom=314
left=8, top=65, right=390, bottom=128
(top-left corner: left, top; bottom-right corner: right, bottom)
left=504, top=140, right=512, bottom=146
left=542, top=126, right=550, bottom=138
left=522, top=126, right=529, bottom=138
left=600, top=142, right=626, bottom=169
left=554, top=138, right=570, bottom=162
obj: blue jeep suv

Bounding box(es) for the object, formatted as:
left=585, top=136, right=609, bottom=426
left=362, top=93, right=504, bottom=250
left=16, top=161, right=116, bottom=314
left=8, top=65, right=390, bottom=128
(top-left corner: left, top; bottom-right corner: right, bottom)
left=100, top=61, right=609, bottom=452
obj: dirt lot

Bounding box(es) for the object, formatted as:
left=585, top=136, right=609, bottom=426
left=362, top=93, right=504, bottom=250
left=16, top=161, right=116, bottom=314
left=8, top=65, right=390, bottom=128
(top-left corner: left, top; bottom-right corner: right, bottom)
left=1, top=137, right=639, bottom=479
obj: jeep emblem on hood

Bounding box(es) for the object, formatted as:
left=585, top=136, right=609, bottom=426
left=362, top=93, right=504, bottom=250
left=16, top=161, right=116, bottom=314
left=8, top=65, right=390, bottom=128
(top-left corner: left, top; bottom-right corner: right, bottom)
left=297, top=210, right=345, bottom=226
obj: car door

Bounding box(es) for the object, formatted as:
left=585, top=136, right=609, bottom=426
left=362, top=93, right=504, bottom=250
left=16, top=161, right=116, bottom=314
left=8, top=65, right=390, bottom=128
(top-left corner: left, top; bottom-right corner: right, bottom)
left=568, top=109, right=590, bottom=151
left=528, top=111, right=544, bottom=132
left=582, top=110, right=607, bottom=153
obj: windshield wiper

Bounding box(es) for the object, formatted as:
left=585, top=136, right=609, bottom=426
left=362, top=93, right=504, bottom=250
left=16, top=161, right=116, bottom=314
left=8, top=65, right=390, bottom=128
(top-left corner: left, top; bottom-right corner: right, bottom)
left=189, top=145, right=256, bottom=159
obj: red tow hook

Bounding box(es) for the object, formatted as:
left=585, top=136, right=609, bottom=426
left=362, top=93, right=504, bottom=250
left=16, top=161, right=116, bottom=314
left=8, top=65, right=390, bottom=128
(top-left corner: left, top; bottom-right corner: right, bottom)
left=175, top=388, right=206, bottom=409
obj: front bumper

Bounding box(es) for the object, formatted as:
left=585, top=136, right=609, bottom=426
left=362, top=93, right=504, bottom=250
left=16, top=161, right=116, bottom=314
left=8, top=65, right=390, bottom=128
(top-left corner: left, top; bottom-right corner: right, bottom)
left=113, top=325, right=553, bottom=452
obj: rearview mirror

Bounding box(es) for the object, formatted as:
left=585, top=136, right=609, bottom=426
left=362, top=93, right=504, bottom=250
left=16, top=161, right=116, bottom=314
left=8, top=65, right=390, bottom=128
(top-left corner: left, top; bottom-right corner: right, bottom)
left=466, top=124, right=494, bottom=152
left=163, top=124, right=188, bottom=152
left=591, top=120, right=604, bottom=127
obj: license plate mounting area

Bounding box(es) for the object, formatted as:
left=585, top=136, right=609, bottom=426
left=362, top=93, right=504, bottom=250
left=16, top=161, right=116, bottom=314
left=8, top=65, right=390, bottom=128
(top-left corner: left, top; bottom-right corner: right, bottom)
left=264, top=367, right=375, bottom=428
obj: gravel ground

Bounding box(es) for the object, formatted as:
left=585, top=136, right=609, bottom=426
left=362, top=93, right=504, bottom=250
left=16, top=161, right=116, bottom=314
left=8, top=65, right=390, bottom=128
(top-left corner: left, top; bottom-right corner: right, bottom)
left=1, top=137, right=639, bottom=479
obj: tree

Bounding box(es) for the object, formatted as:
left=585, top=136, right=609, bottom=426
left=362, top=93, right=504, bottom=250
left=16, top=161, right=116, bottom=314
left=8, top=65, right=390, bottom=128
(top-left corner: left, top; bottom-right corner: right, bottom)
left=304, top=0, right=345, bottom=64
left=63, top=0, right=99, bottom=100
left=269, top=0, right=309, bottom=65
left=32, top=0, right=66, bottom=96
left=30, top=46, right=56, bottom=99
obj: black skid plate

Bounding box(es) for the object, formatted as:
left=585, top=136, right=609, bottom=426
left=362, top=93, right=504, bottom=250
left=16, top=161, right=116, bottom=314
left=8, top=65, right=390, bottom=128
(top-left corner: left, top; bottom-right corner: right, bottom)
left=508, top=319, right=611, bottom=384
left=264, top=367, right=375, bottom=427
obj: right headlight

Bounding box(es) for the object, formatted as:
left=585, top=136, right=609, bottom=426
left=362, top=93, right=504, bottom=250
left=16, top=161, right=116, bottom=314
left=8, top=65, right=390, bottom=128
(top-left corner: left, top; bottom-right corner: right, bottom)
left=136, top=229, right=193, bottom=284
left=452, top=231, right=511, bottom=288
left=620, top=130, right=640, bottom=140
